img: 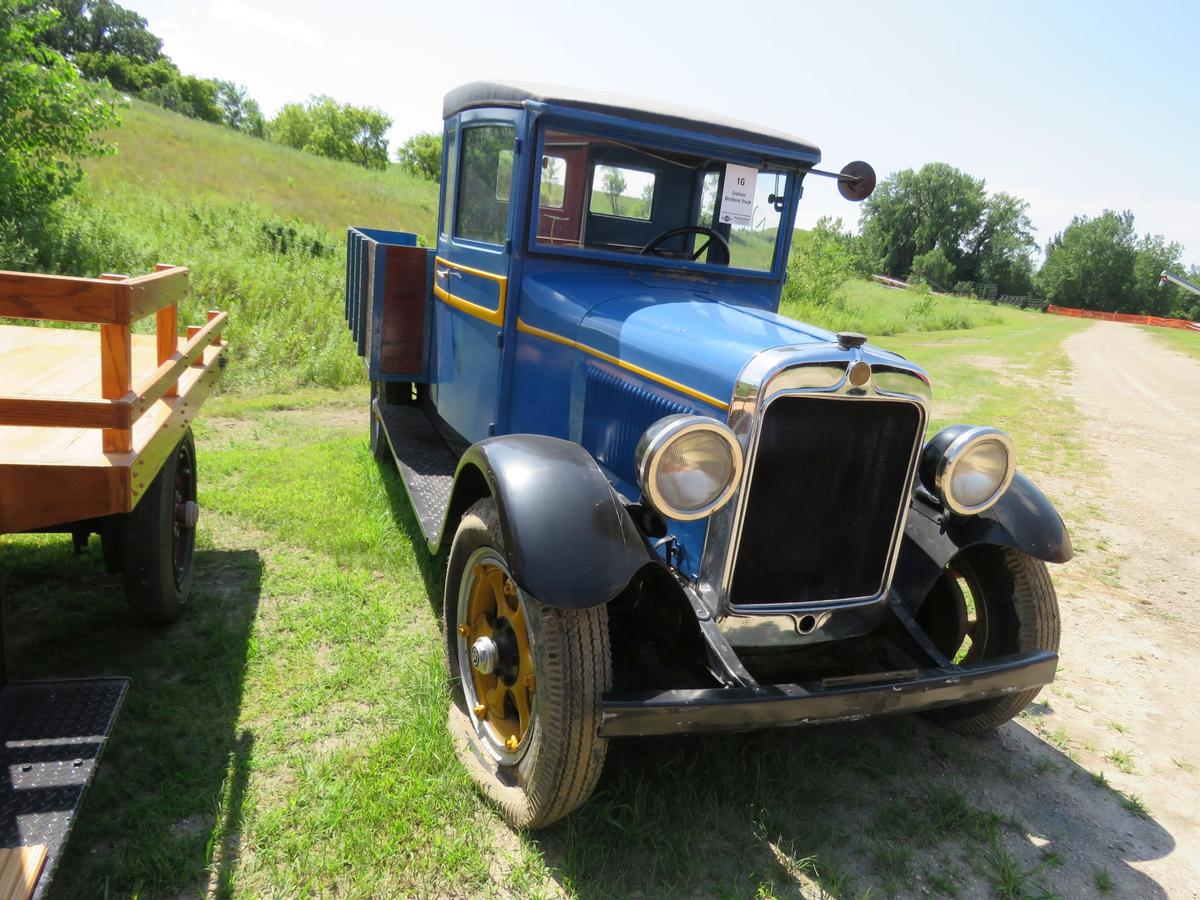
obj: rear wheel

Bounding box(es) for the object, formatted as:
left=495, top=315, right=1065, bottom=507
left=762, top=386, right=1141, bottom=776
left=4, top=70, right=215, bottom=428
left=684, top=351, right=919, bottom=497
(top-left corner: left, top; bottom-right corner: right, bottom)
left=921, top=546, right=1060, bottom=736
left=444, top=498, right=611, bottom=829
left=120, top=429, right=198, bottom=624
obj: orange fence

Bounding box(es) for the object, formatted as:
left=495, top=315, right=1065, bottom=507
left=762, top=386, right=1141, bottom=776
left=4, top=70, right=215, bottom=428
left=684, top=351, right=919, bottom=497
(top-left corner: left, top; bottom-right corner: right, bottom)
left=1046, top=305, right=1200, bottom=331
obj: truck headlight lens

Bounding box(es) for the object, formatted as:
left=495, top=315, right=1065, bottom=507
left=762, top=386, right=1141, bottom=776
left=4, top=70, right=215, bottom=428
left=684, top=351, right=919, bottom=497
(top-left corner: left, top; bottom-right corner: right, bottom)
left=635, top=415, right=743, bottom=521
left=921, top=425, right=1016, bottom=516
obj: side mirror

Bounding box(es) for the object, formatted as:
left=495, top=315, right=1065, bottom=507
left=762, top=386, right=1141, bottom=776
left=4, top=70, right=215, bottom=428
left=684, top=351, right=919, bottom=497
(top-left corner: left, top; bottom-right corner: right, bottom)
left=838, top=161, right=876, bottom=202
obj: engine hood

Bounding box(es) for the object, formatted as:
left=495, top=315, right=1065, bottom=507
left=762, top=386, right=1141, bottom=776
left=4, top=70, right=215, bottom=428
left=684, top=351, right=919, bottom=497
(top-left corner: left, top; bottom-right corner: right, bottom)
left=520, top=270, right=912, bottom=410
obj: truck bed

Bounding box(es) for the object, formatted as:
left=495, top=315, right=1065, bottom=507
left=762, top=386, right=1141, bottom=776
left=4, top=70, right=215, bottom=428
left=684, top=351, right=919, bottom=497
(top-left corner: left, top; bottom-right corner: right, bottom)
left=0, top=323, right=225, bottom=534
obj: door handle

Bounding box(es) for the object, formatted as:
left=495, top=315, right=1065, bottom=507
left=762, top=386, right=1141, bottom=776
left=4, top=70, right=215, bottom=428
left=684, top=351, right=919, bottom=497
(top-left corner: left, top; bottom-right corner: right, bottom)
left=436, top=267, right=460, bottom=280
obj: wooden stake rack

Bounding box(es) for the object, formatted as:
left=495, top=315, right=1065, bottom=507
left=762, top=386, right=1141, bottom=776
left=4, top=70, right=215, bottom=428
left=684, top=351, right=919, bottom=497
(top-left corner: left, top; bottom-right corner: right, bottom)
left=0, top=265, right=228, bottom=534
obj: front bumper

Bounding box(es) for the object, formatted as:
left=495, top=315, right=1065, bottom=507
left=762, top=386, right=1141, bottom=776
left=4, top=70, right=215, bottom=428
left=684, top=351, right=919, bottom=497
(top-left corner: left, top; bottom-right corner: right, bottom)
left=599, top=650, right=1057, bottom=737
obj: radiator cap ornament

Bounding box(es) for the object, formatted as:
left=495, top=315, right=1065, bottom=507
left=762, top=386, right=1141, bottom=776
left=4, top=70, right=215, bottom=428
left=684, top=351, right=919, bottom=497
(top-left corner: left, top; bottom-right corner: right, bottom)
left=837, top=331, right=868, bottom=349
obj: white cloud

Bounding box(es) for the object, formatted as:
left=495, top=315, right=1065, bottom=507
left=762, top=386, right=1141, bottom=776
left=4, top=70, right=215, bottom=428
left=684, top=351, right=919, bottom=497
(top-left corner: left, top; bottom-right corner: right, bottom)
left=211, top=0, right=323, bottom=50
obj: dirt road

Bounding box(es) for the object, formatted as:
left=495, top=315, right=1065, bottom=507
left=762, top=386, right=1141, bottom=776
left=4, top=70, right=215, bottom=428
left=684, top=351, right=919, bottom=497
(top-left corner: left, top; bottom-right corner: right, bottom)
left=1050, top=322, right=1200, bottom=896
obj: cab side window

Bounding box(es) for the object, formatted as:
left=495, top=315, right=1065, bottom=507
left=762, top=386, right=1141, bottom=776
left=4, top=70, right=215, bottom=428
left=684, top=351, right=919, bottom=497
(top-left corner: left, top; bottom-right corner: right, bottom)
left=455, top=125, right=515, bottom=245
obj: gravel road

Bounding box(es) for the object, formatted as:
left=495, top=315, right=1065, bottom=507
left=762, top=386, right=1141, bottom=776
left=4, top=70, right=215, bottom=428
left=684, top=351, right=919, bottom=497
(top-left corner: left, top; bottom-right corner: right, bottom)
left=1053, top=321, right=1200, bottom=896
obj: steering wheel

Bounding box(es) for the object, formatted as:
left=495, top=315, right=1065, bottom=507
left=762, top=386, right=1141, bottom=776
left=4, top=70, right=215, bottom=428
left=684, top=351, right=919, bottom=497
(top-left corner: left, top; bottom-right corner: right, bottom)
left=639, top=226, right=731, bottom=265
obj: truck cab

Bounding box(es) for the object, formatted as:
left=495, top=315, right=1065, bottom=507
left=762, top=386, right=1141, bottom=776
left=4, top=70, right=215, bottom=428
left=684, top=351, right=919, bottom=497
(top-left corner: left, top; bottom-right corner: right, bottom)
left=345, top=81, right=1071, bottom=830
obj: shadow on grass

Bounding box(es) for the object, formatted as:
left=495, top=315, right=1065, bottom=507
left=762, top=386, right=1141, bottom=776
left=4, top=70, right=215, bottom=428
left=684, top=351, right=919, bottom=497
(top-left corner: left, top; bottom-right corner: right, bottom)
left=527, top=716, right=1174, bottom=898
left=376, top=457, right=447, bottom=615
left=0, top=536, right=261, bottom=898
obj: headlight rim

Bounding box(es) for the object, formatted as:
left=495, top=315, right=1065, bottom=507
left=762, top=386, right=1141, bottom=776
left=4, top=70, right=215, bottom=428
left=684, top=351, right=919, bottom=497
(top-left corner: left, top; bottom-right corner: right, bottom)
left=636, top=414, right=744, bottom=522
left=935, top=425, right=1016, bottom=516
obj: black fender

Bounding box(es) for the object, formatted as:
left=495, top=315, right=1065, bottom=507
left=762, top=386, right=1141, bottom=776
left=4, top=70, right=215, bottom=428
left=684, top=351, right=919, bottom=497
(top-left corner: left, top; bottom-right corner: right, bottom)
left=892, top=471, right=1072, bottom=612
left=436, top=434, right=652, bottom=609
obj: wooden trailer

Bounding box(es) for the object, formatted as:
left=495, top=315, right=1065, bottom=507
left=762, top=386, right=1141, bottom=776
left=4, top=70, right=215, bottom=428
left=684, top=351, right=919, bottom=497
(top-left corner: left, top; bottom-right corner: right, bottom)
left=0, top=264, right=226, bottom=897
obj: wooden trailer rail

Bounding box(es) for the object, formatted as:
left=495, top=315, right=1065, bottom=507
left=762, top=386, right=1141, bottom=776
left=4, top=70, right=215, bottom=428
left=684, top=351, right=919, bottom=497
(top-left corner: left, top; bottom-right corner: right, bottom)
left=0, top=265, right=226, bottom=453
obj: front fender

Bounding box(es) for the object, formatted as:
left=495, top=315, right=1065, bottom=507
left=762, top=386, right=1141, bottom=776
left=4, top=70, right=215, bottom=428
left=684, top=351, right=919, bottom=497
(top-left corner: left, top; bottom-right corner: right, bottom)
left=892, top=471, right=1072, bottom=611
left=442, top=435, right=652, bottom=609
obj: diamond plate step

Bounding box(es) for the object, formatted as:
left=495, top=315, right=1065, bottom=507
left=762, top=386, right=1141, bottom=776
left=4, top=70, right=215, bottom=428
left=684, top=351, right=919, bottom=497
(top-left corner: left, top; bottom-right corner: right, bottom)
left=376, top=403, right=457, bottom=545
left=0, top=678, right=127, bottom=898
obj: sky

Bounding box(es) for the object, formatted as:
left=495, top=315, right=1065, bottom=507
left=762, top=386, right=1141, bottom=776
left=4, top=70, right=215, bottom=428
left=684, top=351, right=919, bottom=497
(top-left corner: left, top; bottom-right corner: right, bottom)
left=132, top=0, right=1200, bottom=268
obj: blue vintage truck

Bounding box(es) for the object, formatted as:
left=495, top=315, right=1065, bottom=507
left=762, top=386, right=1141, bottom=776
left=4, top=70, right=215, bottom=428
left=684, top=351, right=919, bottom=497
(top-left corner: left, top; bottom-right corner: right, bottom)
left=344, top=81, right=1071, bottom=828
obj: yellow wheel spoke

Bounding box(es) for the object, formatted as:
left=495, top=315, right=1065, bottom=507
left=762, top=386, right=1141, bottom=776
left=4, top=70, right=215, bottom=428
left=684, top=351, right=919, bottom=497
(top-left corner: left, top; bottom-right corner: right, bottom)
left=513, top=682, right=533, bottom=735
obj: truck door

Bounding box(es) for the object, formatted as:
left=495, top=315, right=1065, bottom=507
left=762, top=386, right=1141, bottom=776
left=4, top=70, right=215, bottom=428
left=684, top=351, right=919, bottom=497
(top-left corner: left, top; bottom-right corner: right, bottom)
left=432, top=111, right=522, bottom=444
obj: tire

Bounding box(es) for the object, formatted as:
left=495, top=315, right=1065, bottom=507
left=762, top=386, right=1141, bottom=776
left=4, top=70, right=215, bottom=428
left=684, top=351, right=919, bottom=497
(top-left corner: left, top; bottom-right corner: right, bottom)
left=120, top=429, right=198, bottom=625
left=99, top=517, right=123, bottom=574
left=924, top=547, right=1060, bottom=736
left=369, top=382, right=393, bottom=464
left=444, top=498, right=611, bottom=829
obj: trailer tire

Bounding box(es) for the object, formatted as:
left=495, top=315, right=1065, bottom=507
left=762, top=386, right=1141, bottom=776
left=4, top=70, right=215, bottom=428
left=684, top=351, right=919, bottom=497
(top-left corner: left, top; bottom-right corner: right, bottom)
left=445, top=498, right=611, bottom=829
left=120, top=429, right=198, bottom=625
left=99, top=517, right=123, bottom=574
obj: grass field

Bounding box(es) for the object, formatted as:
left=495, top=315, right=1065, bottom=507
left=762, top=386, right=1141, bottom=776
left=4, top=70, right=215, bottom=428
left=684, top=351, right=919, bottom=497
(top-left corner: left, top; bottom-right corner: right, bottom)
left=1141, top=323, right=1200, bottom=360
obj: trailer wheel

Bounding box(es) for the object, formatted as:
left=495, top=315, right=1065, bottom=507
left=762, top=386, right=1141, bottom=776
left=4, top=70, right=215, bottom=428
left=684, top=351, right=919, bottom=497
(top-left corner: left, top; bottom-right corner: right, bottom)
left=99, top=518, right=123, bottom=574
left=120, top=429, right=198, bottom=624
left=445, top=498, right=611, bottom=829
left=922, top=547, right=1060, bottom=736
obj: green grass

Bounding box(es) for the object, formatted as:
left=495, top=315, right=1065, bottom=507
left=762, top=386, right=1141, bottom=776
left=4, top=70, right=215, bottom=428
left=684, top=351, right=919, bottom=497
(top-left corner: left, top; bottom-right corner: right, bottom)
left=1141, top=324, right=1200, bottom=360
left=781, top=278, right=1013, bottom=338
left=86, top=101, right=440, bottom=237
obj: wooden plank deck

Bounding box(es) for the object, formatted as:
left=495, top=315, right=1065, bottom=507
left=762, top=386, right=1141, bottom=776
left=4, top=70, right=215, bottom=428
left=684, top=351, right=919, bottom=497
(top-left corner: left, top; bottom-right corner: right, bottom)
left=0, top=324, right=226, bottom=534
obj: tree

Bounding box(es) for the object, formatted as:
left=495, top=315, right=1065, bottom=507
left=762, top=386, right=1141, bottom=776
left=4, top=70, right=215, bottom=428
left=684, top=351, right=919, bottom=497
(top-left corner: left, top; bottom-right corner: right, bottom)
left=0, top=0, right=117, bottom=226
left=214, top=79, right=264, bottom=136
left=396, top=130, right=442, bottom=182
left=858, top=163, right=1036, bottom=294
left=600, top=166, right=626, bottom=215
left=1035, top=210, right=1184, bottom=315
left=38, top=0, right=161, bottom=62
left=269, top=95, right=391, bottom=169
left=910, top=246, right=955, bottom=290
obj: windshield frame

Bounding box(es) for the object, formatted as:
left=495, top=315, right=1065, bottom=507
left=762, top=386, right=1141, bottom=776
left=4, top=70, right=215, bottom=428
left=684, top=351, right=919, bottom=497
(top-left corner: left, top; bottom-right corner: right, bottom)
left=524, top=109, right=805, bottom=282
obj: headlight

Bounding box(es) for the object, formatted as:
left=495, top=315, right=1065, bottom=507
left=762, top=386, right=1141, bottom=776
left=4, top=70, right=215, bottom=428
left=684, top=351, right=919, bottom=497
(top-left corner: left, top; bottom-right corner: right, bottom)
left=635, top=415, right=743, bottom=521
left=920, top=425, right=1016, bottom=516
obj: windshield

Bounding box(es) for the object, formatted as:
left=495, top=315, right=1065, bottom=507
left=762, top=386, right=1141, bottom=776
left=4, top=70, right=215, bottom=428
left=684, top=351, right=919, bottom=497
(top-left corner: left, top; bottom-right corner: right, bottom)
left=534, top=128, right=791, bottom=273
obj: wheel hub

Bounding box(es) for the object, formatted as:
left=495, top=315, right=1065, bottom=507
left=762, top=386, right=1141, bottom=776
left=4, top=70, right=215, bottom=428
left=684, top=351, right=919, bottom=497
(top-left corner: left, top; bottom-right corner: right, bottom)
left=470, top=636, right=499, bottom=674
left=457, top=555, right=537, bottom=761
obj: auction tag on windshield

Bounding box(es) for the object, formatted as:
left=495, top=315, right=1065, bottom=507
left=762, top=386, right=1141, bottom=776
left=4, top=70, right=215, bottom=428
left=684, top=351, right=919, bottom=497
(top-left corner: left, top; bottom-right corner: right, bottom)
left=717, top=164, right=757, bottom=227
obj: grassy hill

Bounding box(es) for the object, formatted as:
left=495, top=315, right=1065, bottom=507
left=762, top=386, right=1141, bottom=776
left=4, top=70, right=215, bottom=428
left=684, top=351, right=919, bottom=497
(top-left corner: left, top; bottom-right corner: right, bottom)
left=61, top=102, right=440, bottom=388
left=86, top=101, right=439, bottom=237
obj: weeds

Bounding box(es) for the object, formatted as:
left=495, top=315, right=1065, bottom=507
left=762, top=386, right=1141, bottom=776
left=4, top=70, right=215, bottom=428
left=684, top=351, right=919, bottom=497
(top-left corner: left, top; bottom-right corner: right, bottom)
left=1107, top=750, right=1136, bottom=774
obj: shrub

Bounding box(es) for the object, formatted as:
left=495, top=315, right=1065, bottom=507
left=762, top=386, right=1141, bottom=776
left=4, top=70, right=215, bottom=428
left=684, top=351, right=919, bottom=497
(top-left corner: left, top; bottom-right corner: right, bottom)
left=396, top=131, right=442, bottom=182
left=783, top=223, right=854, bottom=309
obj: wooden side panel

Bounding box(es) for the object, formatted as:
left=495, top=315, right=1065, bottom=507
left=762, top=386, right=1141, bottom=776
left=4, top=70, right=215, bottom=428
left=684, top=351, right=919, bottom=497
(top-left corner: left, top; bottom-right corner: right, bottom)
left=379, top=246, right=428, bottom=375
left=0, top=463, right=127, bottom=533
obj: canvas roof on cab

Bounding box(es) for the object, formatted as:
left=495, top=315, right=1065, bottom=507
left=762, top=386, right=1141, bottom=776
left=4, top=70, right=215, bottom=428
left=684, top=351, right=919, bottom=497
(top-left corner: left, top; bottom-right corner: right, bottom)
left=442, top=80, right=821, bottom=163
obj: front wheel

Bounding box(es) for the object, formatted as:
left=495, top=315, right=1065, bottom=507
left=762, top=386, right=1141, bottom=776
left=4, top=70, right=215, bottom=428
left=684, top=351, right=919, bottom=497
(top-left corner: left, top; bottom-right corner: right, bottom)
left=444, top=498, right=611, bottom=829
left=921, top=546, right=1061, bottom=736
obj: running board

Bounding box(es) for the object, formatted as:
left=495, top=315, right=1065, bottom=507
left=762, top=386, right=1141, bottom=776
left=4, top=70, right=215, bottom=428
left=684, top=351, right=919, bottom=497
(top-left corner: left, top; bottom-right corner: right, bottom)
left=374, top=401, right=456, bottom=546
left=0, top=678, right=127, bottom=898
